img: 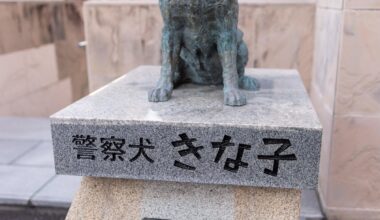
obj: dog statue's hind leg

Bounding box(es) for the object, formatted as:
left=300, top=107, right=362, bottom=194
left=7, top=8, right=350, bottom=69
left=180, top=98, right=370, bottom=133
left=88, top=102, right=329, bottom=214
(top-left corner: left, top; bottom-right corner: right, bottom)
left=236, top=31, right=260, bottom=92
left=216, top=4, right=247, bottom=106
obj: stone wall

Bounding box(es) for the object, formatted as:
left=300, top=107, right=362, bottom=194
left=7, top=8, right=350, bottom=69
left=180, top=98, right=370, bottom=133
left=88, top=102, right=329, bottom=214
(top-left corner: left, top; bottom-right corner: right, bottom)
left=84, top=0, right=316, bottom=92
left=0, top=1, right=88, bottom=116
left=0, top=0, right=316, bottom=116
left=311, top=0, right=380, bottom=219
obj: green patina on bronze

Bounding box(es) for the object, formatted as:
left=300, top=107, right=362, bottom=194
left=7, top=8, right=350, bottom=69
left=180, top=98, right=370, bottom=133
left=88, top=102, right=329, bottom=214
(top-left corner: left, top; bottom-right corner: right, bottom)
left=149, top=0, right=259, bottom=106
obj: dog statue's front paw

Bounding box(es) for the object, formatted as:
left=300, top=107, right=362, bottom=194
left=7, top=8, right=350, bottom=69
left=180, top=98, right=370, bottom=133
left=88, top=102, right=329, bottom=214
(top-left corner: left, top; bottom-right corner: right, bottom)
left=224, top=89, right=247, bottom=106
left=148, top=87, right=173, bottom=102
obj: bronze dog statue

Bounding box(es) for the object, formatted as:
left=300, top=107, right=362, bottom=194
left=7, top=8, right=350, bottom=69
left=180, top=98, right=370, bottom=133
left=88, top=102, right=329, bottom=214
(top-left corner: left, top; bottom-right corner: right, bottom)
left=149, top=0, right=259, bottom=106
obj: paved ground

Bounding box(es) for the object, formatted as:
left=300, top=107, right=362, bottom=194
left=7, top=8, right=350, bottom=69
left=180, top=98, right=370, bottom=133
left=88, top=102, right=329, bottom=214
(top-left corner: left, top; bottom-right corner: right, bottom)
left=0, top=118, right=81, bottom=212
left=0, top=117, right=324, bottom=219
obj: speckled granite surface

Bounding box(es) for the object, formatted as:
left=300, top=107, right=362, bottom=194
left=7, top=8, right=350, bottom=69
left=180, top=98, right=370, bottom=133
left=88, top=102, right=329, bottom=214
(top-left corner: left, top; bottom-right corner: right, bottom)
left=51, top=66, right=321, bottom=189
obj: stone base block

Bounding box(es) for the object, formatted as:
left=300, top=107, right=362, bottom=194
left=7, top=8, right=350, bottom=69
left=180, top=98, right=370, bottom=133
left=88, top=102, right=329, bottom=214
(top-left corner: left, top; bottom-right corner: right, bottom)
left=51, top=66, right=321, bottom=189
left=66, top=177, right=301, bottom=220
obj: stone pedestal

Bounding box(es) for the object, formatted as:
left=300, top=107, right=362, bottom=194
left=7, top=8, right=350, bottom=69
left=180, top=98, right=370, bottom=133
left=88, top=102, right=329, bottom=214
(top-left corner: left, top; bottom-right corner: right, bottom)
left=311, top=0, right=380, bottom=218
left=66, top=177, right=301, bottom=220
left=51, top=66, right=321, bottom=219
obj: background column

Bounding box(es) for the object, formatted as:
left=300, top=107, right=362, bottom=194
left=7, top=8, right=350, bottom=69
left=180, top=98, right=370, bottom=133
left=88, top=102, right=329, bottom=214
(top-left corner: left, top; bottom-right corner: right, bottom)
left=311, top=0, right=380, bottom=218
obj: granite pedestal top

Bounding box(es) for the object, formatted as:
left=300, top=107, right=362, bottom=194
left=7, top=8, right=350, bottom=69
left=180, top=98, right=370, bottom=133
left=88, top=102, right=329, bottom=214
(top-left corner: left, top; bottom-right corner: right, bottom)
left=51, top=66, right=321, bottom=189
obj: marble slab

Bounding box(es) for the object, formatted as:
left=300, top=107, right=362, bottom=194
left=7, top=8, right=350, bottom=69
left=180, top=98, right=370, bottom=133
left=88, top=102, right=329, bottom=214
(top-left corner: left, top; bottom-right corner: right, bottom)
left=344, top=0, right=380, bottom=9
left=318, top=0, right=343, bottom=9
left=51, top=66, right=321, bottom=189
left=0, top=1, right=87, bottom=117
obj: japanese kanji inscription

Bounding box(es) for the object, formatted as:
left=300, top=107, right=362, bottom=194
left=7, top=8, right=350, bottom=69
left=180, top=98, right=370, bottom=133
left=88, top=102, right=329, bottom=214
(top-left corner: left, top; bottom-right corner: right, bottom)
left=71, top=133, right=298, bottom=177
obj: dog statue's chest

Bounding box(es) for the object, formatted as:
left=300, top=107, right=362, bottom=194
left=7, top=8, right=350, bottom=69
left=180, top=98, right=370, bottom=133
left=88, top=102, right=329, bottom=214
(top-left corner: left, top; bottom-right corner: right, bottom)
left=167, top=0, right=230, bottom=19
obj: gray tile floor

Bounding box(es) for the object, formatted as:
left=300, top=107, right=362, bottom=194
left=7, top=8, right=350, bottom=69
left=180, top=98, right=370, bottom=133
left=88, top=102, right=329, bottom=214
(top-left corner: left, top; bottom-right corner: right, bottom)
left=0, top=117, right=324, bottom=219
left=0, top=117, right=81, bottom=208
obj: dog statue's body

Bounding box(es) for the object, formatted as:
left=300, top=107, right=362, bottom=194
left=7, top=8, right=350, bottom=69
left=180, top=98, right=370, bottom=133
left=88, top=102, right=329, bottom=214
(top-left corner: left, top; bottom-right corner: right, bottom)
left=149, top=0, right=259, bottom=106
